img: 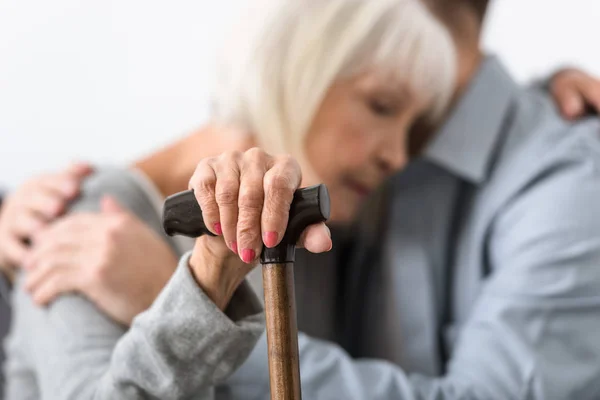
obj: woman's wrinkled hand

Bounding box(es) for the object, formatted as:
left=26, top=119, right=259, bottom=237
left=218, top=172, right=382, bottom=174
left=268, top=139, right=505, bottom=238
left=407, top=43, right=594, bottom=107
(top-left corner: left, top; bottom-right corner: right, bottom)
left=188, top=148, right=332, bottom=310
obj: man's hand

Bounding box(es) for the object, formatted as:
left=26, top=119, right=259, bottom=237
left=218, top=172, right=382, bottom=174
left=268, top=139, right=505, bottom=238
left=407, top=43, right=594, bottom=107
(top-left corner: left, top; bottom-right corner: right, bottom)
left=550, top=68, right=600, bottom=120
left=23, top=196, right=178, bottom=326
left=187, top=148, right=332, bottom=310
left=0, top=163, right=93, bottom=275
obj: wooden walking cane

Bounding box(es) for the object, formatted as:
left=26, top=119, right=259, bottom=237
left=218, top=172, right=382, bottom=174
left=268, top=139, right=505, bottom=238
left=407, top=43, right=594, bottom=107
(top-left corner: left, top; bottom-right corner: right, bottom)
left=162, top=184, right=330, bottom=400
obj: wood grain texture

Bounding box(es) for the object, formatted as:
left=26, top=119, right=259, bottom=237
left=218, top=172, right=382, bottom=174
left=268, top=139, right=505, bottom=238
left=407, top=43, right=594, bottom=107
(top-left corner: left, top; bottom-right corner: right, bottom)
left=262, top=262, right=302, bottom=400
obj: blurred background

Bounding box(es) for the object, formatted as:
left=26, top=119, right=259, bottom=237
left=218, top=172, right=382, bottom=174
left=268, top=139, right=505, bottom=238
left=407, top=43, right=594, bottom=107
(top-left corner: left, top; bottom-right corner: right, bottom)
left=0, top=0, right=599, bottom=189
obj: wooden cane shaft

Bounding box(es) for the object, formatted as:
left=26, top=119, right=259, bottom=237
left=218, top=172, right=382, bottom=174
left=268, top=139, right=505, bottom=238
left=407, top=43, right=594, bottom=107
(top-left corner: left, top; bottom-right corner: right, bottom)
left=262, top=262, right=302, bottom=400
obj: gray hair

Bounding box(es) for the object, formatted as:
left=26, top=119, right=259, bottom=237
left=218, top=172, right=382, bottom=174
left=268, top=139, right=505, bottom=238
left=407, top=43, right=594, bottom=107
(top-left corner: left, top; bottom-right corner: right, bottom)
left=211, top=0, right=456, bottom=156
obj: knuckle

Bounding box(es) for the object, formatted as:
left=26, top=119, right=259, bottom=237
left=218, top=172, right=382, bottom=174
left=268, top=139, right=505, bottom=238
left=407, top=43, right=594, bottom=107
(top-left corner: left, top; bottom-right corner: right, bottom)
left=220, top=150, right=242, bottom=163
left=89, top=263, right=106, bottom=284
left=238, top=187, right=264, bottom=211
left=265, top=173, right=295, bottom=193
left=279, top=154, right=300, bottom=171
left=245, top=147, right=266, bottom=163
left=278, top=153, right=298, bottom=167
left=104, top=225, right=122, bottom=246
left=91, top=250, right=111, bottom=279
left=109, top=214, right=128, bottom=232
left=197, top=175, right=216, bottom=196
left=215, top=181, right=239, bottom=206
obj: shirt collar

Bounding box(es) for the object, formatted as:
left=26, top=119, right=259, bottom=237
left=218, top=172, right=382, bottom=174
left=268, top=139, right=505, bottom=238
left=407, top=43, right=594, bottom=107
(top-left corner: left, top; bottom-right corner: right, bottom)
left=423, top=56, right=520, bottom=184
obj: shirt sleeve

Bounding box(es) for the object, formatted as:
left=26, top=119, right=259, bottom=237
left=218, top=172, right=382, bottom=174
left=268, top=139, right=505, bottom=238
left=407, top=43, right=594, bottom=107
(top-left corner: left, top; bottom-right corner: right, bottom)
left=4, top=170, right=264, bottom=400
left=224, top=135, right=600, bottom=399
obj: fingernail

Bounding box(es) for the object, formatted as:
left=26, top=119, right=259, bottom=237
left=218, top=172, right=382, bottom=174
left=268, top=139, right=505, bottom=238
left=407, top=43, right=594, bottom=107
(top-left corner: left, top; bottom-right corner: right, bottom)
left=214, top=223, right=223, bottom=235
left=230, top=241, right=238, bottom=255
left=264, top=231, right=278, bottom=248
left=241, top=248, right=256, bottom=263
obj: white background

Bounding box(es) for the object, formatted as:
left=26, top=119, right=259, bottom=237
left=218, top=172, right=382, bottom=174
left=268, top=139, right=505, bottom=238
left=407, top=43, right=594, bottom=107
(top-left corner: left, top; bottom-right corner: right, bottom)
left=1, top=0, right=599, bottom=189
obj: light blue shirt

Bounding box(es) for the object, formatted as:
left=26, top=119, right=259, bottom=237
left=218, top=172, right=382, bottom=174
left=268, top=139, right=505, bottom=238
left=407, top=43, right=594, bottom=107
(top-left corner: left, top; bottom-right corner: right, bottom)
left=227, top=56, right=600, bottom=399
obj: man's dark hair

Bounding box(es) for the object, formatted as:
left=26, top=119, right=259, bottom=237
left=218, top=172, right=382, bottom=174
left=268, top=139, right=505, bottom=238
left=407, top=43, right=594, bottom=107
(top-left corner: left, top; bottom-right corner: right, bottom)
left=466, top=0, right=490, bottom=23
left=426, top=0, right=490, bottom=24
left=425, top=0, right=490, bottom=39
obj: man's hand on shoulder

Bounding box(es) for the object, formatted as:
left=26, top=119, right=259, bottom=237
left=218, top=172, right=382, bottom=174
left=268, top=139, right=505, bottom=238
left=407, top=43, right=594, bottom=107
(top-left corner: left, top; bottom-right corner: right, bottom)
left=549, top=68, right=600, bottom=120
left=0, top=162, right=93, bottom=278
left=23, top=196, right=178, bottom=326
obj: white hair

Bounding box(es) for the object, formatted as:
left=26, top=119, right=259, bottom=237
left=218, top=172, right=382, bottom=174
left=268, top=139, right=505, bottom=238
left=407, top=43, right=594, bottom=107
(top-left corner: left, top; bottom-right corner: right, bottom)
left=210, top=0, right=456, bottom=158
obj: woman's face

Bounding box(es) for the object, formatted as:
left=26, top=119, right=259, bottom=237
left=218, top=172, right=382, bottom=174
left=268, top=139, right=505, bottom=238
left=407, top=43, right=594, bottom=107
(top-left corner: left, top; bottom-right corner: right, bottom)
left=304, top=70, right=429, bottom=222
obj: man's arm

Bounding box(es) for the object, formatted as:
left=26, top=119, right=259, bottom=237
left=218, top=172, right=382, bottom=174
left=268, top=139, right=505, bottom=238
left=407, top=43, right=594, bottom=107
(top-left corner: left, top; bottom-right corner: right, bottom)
left=5, top=170, right=264, bottom=400
left=224, top=126, right=600, bottom=399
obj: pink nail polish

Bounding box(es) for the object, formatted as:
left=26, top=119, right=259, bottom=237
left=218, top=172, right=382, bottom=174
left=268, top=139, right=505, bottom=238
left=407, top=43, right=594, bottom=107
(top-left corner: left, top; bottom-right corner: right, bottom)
left=214, top=223, right=223, bottom=235
left=264, top=231, right=278, bottom=248
left=230, top=241, right=238, bottom=255
left=241, top=249, right=256, bottom=263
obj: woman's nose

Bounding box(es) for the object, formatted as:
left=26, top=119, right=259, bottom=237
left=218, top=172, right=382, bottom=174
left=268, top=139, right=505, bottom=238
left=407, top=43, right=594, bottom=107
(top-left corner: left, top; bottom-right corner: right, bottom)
left=376, top=136, right=408, bottom=173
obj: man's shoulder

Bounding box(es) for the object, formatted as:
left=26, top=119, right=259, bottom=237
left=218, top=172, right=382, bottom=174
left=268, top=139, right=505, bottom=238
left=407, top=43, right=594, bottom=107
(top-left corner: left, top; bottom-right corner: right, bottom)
left=491, top=90, right=600, bottom=191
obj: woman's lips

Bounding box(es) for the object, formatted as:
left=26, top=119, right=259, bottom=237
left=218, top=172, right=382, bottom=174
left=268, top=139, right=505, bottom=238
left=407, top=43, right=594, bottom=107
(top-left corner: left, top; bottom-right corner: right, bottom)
left=345, top=179, right=373, bottom=197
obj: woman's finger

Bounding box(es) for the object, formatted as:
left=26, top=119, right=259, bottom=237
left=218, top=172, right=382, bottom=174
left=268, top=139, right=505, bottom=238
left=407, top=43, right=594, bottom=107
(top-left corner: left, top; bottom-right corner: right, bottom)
left=261, top=155, right=301, bottom=248
left=214, top=152, right=241, bottom=254
left=189, top=159, right=221, bottom=236
left=296, top=223, right=332, bottom=253
left=237, top=149, right=269, bottom=263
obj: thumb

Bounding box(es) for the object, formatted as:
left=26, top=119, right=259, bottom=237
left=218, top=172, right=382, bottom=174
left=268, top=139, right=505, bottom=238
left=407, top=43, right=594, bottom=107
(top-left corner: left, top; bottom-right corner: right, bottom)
left=297, top=223, right=332, bottom=254
left=101, top=195, right=126, bottom=214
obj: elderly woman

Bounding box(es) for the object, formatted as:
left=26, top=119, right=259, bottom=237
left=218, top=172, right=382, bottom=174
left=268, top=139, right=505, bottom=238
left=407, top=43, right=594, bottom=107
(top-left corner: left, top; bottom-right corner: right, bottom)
left=6, top=0, right=600, bottom=399
left=4, top=0, right=456, bottom=398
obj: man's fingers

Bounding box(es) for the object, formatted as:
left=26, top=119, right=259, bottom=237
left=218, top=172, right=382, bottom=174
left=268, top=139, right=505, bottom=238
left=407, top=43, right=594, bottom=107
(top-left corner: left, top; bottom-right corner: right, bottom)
left=101, top=195, right=126, bottom=214
left=261, top=156, right=301, bottom=248
left=189, top=160, right=221, bottom=236
left=66, top=161, right=94, bottom=178
left=214, top=153, right=241, bottom=254
left=28, top=215, right=93, bottom=257
left=237, top=149, right=269, bottom=264
left=581, top=84, right=600, bottom=115
left=21, top=187, right=66, bottom=220
left=11, top=209, right=46, bottom=238
left=554, top=86, right=584, bottom=120
left=30, top=269, right=79, bottom=306
left=296, top=223, right=332, bottom=254
left=0, top=237, right=29, bottom=267
left=24, top=258, right=61, bottom=293
left=44, top=172, right=81, bottom=198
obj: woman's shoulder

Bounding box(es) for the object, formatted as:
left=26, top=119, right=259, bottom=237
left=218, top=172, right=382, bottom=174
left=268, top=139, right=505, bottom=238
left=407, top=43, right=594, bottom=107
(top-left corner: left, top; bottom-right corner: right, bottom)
left=70, top=166, right=161, bottom=225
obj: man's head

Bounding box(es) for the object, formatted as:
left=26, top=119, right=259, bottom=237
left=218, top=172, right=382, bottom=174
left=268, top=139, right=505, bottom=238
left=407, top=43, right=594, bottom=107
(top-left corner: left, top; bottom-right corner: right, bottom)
left=424, top=0, right=489, bottom=47
left=419, top=0, right=490, bottom=99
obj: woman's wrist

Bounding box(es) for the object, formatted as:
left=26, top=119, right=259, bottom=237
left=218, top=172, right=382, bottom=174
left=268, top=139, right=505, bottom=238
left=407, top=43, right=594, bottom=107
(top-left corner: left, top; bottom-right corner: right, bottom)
left=188, top=237, right=251, bottom=311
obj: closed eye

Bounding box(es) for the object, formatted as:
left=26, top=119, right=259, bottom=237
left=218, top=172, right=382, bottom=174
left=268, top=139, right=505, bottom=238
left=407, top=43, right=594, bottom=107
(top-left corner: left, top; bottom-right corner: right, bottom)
left=369, top=99, right=397, bottom=117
